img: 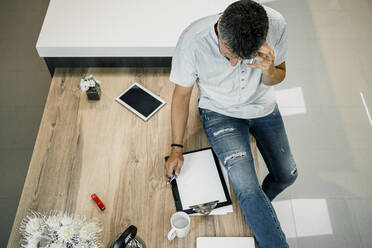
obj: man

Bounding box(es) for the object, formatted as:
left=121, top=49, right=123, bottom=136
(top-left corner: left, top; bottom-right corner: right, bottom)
left=164, top=0, right=297, bottom=247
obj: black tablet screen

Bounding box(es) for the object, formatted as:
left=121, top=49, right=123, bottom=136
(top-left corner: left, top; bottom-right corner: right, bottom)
left=119, top=85, right=162, bottom=118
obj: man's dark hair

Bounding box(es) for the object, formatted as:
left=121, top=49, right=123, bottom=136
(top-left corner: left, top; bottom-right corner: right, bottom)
left=219, top=0, right=269, bottom=59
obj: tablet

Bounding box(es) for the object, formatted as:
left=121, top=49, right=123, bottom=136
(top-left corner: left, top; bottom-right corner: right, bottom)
left=116, top=82, right=166, bottom=121
left=197, top=237, right=255, bottom=248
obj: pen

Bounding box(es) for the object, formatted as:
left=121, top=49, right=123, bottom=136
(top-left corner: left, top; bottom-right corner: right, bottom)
left=167, top=174, right=177, bottom=184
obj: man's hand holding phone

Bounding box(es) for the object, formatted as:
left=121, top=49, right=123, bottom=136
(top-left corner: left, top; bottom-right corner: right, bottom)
left=246, top=42, right=285, bottom=86
left=246, top=42, right=275, bottom=74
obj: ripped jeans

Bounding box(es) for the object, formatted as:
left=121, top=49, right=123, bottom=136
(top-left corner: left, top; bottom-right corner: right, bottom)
left=199, top=104, right=297, bottom=248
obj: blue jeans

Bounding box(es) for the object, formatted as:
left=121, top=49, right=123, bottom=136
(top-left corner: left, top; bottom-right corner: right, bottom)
left=199, top=104, right=297, bottom=248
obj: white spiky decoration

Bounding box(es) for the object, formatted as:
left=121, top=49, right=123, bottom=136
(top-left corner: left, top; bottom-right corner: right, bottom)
left=19, top=211, right=103, bottom=248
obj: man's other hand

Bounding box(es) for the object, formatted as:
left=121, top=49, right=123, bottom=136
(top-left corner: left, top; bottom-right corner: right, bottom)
left=165, top=147, right=184, bottom=178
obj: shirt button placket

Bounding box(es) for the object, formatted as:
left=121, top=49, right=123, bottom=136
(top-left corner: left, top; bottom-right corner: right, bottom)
left=240, top=66, right=246, bottom=89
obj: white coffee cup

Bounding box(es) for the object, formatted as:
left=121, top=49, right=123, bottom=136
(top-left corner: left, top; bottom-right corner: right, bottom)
left=167, top=211, right=190, bottom=240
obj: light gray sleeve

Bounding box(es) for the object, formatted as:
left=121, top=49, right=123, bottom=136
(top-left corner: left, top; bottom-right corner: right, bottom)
left=273, top=20, right=288, bottom=66
left=169, top=40, right=198, bottom=88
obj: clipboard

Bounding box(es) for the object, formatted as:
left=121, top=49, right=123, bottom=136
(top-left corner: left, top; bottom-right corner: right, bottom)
left=165, top=147, right=232, bottom=214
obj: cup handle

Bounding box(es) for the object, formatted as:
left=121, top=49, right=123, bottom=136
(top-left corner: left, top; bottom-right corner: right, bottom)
left=167, top=227, right=177, bottom=240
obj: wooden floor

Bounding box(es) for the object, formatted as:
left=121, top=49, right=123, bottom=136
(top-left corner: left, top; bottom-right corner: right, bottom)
left=8, top=68, right=259, bottom=248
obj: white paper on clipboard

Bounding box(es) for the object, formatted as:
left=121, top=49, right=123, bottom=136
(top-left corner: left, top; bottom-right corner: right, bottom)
left=190, top=161, right=233, bottom=216
left=208, top=163, right=233, bottom=215
left=176, top=148, right=233, bottom=214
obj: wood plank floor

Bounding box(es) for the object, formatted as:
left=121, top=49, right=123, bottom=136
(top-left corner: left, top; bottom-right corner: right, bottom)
left=8, top=67, right=259, bottom=248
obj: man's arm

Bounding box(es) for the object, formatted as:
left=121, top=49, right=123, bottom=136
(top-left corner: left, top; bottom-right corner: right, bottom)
left=165, top=84, right=194, bottom=178
left=261, top=61, right=286, bottom=86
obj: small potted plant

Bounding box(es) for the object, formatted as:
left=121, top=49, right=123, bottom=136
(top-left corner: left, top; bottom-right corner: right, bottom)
left=79, top=74, right=102, bottom=100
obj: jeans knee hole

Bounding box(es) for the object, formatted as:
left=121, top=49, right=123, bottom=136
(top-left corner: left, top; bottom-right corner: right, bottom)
left=223, top=151, right=247, bottom=165
left=213, top=127, right=235, bottom=137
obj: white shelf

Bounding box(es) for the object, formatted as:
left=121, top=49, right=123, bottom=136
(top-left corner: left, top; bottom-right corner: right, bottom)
left=36, top=0, right=236, bottom=57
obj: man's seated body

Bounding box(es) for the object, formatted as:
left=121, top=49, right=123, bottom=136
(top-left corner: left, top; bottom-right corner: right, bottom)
left=165, top=1, right=298, bottom=247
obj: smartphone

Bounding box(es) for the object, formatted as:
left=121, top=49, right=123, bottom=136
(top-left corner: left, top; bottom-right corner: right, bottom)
left=246, top=58, right=255, bottom=65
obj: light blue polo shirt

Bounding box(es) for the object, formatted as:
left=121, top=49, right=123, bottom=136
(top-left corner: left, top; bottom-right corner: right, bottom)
left=169, top=5, right=288, bottom=119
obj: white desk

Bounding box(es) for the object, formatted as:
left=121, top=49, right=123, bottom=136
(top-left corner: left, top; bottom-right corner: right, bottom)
left=35, top=0, right=271, bottom=75
left=36, top=0, right=237, bottom=57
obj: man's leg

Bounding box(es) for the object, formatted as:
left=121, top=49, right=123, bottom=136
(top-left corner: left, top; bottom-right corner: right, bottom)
left=249, top=104, right=298, bottom=201
left=199, top=108, right=288, bottom=248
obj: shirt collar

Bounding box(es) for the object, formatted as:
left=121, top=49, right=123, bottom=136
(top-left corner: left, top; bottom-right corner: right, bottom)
left=210, top=13, right=222, bottom=43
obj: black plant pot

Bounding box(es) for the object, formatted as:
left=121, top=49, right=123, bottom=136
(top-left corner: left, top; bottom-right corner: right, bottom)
left=86, top=85, right=101, bottom=100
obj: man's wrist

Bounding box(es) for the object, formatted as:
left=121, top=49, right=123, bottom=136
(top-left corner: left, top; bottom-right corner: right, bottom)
left=262, top=66, right=275, bottom=79
left=171, top=146, right=183, bottom=153
left=171, top=143, right=183, bottom=148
